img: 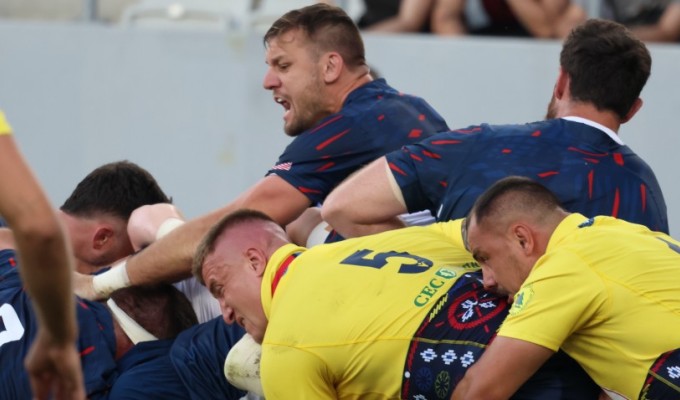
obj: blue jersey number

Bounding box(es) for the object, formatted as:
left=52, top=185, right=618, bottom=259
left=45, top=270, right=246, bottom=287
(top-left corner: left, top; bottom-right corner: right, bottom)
left=0, top=303, right=25, bottom=348
left=340, top=249, right=433, bottom=274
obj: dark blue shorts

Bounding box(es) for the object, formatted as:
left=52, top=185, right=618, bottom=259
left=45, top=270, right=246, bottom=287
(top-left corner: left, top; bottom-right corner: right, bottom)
left=401, top=271, right=600, bottom=399
left=639, top=348, right=680, bottom=399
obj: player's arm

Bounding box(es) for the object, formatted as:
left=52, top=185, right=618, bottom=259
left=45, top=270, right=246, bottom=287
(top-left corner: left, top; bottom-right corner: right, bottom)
left=0, top=111, right=85, bottom=399
left=322, top=157, right=407, bottom=238
left=431, top=0, right=468, bottom=35
left=452, top=336, right=554, bottom=400
left=630, top=3, right=680, bottom=42
left=79, top=174, right=311, bottom=299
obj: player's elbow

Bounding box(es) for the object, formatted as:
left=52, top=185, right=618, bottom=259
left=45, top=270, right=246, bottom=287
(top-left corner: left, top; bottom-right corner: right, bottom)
left=320, top=195, right=351, bottom=236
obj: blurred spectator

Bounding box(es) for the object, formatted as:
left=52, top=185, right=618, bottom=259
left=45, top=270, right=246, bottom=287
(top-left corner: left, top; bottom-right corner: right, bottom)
left=431, top=0, right=586, bottom=38
left=600, top=0, right=680, bottom=42
left=360, top=0, right=434, bottom=32
left=355, top=0, right=400, bottom=28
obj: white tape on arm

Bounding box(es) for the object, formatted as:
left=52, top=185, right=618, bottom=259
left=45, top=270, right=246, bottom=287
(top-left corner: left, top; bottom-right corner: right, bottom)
left=155, top=218, right=185, bottom=240
left=92, top=260, right=131, bottom=298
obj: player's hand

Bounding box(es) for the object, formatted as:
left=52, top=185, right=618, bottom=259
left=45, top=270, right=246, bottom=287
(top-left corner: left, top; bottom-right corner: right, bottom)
left=72, top=271, right=98, bottom=300
left=25, top=329, right=86, bottom=400
left=128, top=203, right=185, bottom=251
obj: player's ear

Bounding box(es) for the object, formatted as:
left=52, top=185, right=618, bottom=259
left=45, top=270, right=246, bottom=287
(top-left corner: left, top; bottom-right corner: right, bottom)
left=554, top=68, right=569, bottom=100
left=93, top=226, right=115, bottom=250
left=322, top=52, right=343, bottom=84
left=621, top=98, right=643, bottom=124
left=245, top=248, right=267, bottom=277
left=512, top=224, right=534, bottom=255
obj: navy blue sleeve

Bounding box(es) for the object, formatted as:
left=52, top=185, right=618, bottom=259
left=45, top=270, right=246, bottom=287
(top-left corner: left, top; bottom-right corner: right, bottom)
left=385, top=128, right=478, bottom=216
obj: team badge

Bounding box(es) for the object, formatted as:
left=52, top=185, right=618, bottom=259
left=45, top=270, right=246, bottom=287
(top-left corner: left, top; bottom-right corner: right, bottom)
left=509, top=285, right=534, bottom=316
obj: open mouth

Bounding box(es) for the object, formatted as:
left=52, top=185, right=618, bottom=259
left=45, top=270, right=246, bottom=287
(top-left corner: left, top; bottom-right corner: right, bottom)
left=275, top=96, right=291, bottom=119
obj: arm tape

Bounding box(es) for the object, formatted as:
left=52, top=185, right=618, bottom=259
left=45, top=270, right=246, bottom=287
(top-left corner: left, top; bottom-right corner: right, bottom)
left=92, top=260, right=130, bottom=298
left=155, top=217, right=185, bottom=240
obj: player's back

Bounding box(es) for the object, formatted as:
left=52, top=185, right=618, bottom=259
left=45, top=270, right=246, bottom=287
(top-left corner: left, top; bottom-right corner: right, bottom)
left=396, top=118, right=667, bottom=232
left=0, top=249, right=118, bottom=399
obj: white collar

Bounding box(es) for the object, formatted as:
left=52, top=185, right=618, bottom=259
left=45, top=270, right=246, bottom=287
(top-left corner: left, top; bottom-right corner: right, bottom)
left=561, top=116, right=624, bottom=145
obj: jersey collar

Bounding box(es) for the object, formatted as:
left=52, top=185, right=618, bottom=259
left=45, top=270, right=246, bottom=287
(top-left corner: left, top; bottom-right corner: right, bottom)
left=561, top=116, right=624, bottom=145
left=260, top=243, right=306, bottom=321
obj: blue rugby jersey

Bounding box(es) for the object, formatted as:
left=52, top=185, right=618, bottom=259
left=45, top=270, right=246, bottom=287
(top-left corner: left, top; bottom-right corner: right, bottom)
left=0, top=249, right=118, bottom=399
left=170, top=317, right=247, bottom=400
left=267, top=78, right=449, bottom=206
left=387, top=118, right=668, bottom=233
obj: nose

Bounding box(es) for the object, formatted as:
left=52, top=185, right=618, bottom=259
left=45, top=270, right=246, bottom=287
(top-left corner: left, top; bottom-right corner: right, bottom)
left=481, top=266, right=497, bottom=291
left=221, top=304, right=236, bottom=324
left=262, top=68, right=279, bottom=90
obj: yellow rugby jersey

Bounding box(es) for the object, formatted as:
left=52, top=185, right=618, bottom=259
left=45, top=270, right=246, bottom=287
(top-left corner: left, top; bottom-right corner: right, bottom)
left=499, top=214, right=680, bottom=400
left=259, top=219, right=478, bottom=399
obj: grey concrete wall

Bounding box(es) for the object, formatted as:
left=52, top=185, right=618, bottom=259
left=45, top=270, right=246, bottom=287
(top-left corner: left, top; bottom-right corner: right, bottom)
left=0, top=22, right=678, bottom=232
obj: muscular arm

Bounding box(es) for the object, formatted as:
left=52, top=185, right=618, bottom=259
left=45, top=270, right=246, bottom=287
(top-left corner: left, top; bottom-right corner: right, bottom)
left=322, top=157, right=407, bottom=238
left=125, top=174, right=311, bottom=286
left=366, top=0, right=435, bottom=33
left=452, top=336, right=554, bottom=400
left=630, top=3, right=680, bottom=42
left=0, top=114, right=84, bottom=399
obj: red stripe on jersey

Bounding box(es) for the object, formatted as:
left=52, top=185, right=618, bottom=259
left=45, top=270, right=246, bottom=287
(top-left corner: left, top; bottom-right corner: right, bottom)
left=454, top=127, right=482, bottom=134
left=78, top=300, right=89, bottom=310
left=310, top=115, right=343, bottom=134
left=612, top=189, right=620, bottom=218
left=410, top=153, right=423, bottom=162
left=502, top=149, right=511, bottom=154
left=409, top=129, right=422, bottom=138
left=316, top=162, right=335, bottom=172
left=588, top=170, right=594, bottom=198
left=9, top=257, right=16, bottom=267
left=568, top=147, right=608, bottom=157
left=418, top=114, right=426, bottom=121
left=531, top=130, right=541, bottom=137
left=440, top=181, right=448, bottom=187
left=584, top=158, right=600, bottom=164
left=271, top=252, right=300, bottom=296
left=298, top=186, right=323, bottom=194
left=613, top=153, right=624, bottom=166
left=421, top=150, right=442, bottom=159
left=641, top=184, right=647, bottom=212
left=430, top=140, right=461, bottom=145
left=537, top=171, right=558, bottom=178
left=316, top=129, right=350, bottom=151
left=389, top=162, right=407, bottom=176
left=377, top=114, right=385, bottom=121
left=80, top=346, right=95, bottom=356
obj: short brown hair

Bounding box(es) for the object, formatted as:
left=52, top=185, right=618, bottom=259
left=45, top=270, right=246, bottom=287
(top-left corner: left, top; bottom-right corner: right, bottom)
left=560, top=19, right=651, bottom=120
left=192, top=209, right=277, bottom=285
left=263, top=3, right=366, bottom=69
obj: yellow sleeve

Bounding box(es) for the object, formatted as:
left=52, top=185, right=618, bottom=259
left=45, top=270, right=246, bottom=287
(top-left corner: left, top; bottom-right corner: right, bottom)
left=498, top=250, right=605, bottom=351
left=0, top=111, right=13, bottom=136
left=261, top=344, right=336, bottom=399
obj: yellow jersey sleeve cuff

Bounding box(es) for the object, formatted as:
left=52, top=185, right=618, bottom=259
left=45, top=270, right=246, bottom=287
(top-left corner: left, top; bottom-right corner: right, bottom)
left=0, top=111, right=14, bottom=136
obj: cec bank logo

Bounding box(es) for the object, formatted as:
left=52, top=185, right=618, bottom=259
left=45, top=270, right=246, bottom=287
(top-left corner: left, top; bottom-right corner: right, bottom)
left=509, top=285, right=534, bottom=316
